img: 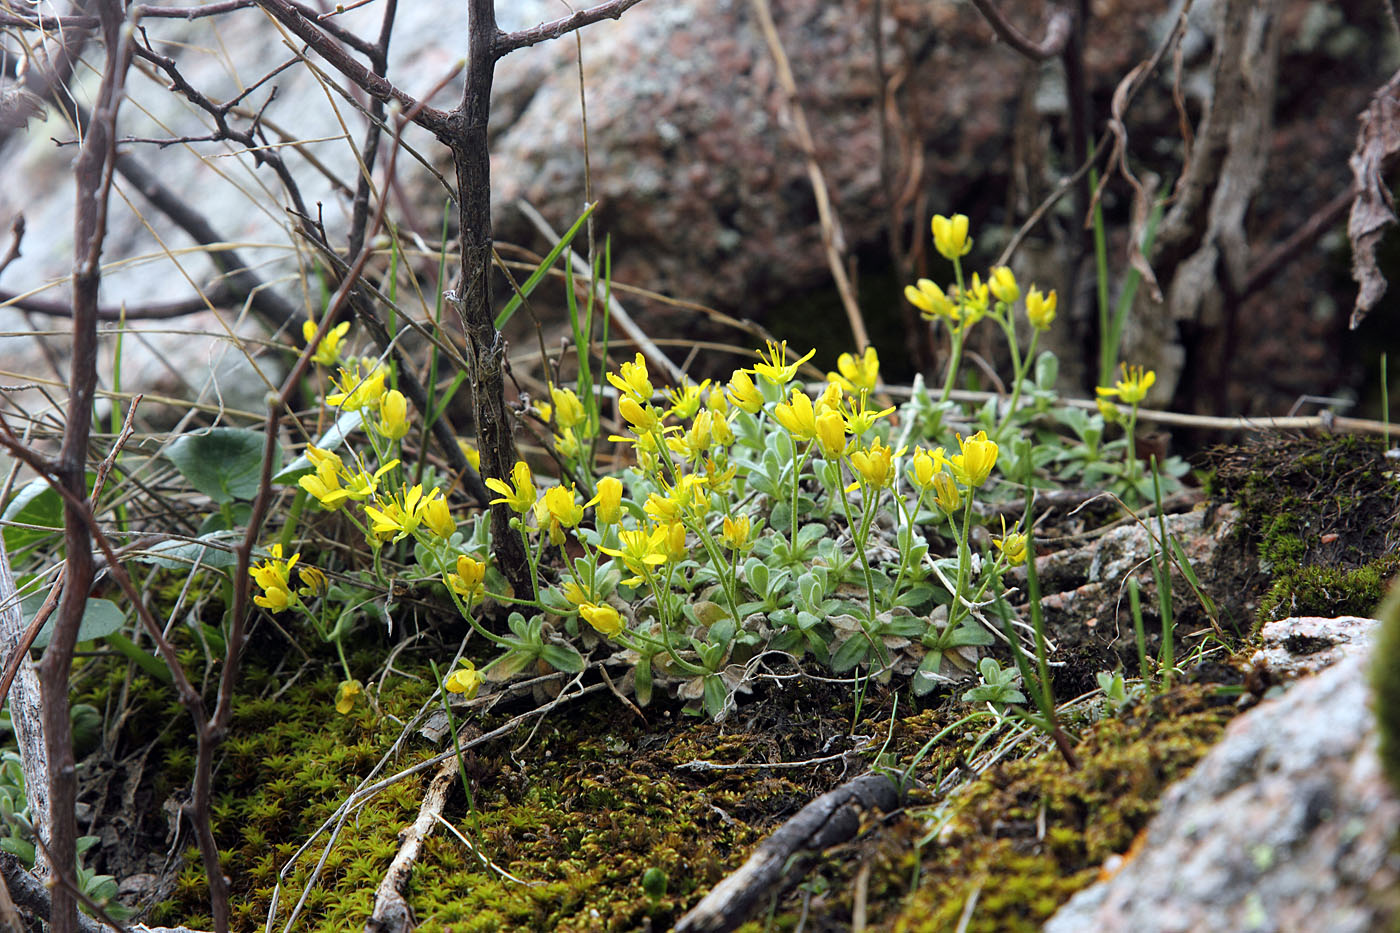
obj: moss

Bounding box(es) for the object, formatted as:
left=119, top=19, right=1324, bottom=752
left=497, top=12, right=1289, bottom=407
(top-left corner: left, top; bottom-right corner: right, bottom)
left=1258, top=552, right=1400, bottom=624
left=1372, top=585, right=1400, bottom=795
left=718, top=685, right=1238, bottom=933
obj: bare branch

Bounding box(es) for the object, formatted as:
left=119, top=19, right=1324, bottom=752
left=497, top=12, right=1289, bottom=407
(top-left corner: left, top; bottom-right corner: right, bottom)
left=251, top=0, right=452, bottom=138
left=968, top=0, right=1072, bottom=61
left=494, top=0, right=651, bottom=56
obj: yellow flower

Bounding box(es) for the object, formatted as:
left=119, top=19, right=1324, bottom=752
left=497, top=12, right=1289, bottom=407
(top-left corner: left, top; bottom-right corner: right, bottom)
left=665, top=379, right=710, bottom=421
left=534, top=399, right=553, bottom=423
left=341, top=459, right=399, bottom=504
left=721, top=514, right=752, bottom=551
left=297, top=565, right=328, bottom=598
left=931, top=213, right=972, bottom=260
left=1096, top=397, right=1122, bottom=424
left=550, top=384, right=586, bottom=430
left=828, top=346, right=880, bottom=394
left=303, top=318, right=350, bottom=367
left=849, top=438, right=903, bottom=489
left=559, top=578, right=590, bottom=608
left=586, top=476, right=624, bottom=526
left=961, top=273, right=990, bottom=322
left=324, top=359, right=387, bottom=412
left=774, top=388, right=817, bottom=441
left=599, top=526, right=670, bottom=582
left=607, top=352, right=653, bottom=403
left=1026, top=287, right=1057, bottom=330
left=251, top=544, right=300, bottom=612
left=908, top=446, right=938, bottom=491
left=458, top=440, right=481, bottom=472
left=949, top=431, right=998, bottom=488
left=378, top=389, right=410, bottom=440
left=1096, top=363, right=1156, bottom=405
left=666, top=410, right=714, bottom=463
left=726, top=368, right=765, bottom=413
left=816, top=410, right=847, bottom=458
left=364, top=484, right=431, bottom=542
left=619, top=396, right=660, bottom=434
left=448, top=554, right=486, bottom=601
left=299, top=447, right=349, bottom=510
left=444, top=661, right=484, bottom=698
left=701, top=457, right=737, bottom=494
left=905, top=279, right=956, bottom=321
left=537, top=484, right=585, bottom=529
left=485, top=460, right=536, bottom=514
left=554, top=427, right=582, bottom=460
left=752, top=339, right=816, bottom=387
left=579, top=602, right=624, bottom=638
left=815, top=382, right=844, bottom=415
left=335, top=679, right=363, bottom=715
left=993, top=519, right=1028, bottom=566
left=423, top=493, right=456, bottom=539
left=254, top=583, right=293, bottom=613
left=842, top=396, right=896, bottom=437
left=932, top=472, right=961, bottom=514
left=710, top=410, right=735, bottom=446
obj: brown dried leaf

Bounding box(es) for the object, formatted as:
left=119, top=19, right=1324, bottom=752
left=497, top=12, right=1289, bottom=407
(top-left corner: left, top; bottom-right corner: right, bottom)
left=1348, top=69, right=1400, bottom=328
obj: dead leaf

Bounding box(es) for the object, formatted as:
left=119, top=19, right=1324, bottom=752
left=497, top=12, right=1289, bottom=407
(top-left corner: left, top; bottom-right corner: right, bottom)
left=1348, top=68, right=1400, bottom=328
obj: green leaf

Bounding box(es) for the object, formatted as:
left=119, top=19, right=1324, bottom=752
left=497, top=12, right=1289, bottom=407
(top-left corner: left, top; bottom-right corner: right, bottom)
left=165, top=428, right=277, bottom=503
left=1, top=479, right=63, bottom=556
left=830, top=635, right=871, bottom=673
left=27, top=597, right=125, bottom=649
left=272, top=409, right=365, bottom=483
left=131, top=532, right=240, bottom=570
left=539, top=643, right=585, bottom=674
left=702, top=675, right=728, bottom=720
left=634, top=656, right=653, bottom=707
left=494, top=203, right=597, bottom=328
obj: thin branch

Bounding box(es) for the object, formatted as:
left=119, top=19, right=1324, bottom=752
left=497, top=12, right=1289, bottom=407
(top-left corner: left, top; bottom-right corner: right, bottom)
left=1241, top=187, right=1352, bottom=296
left=749, top=0, right=869, bottom=351
left=967, top=0, right=1072, bottom=61
left=251, top=0, right=452, bottom=137
left=0, top=215, right=22, bottom=279
left=493, top=0, right=651, bottom=56
left=0, top=287, right=228, bottom=321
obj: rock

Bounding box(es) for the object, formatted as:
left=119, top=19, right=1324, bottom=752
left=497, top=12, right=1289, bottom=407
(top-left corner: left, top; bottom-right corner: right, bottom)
left=1024, top=502, right=1241, bottom=687
left=1043, top=647, right=1400, bottom=933
left=1250, top=614, right=1378, bottom=683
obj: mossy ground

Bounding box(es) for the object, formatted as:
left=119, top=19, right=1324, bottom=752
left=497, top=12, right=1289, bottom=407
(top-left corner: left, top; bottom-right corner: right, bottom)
left=52, top=433, right=1398, bottom=930
left=1207, top=433, right=1400, bottom=627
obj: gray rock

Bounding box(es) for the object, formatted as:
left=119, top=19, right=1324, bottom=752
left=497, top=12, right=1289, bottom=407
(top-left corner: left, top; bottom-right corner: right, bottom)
left=1044, top=648, right=1400, bottom=933
left=1250, top=615, right=1378, bottom=682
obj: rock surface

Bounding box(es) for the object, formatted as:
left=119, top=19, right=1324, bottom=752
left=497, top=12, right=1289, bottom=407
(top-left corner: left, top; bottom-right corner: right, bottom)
left=1250, top=614, right=1378, bottom=682
left=1044, top=641, right=1400, bottom=933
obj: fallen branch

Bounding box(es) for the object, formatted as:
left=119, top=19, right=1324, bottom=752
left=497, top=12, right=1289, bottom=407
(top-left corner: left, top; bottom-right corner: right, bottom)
left=363, top=757, right=458, bottom=933
left=675, top=772, right=903, bottom=933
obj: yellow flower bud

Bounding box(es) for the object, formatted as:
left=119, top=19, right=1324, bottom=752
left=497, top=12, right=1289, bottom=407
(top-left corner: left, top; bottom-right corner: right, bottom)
left=422, top=493, right=456, bottom=539
left=587, top=476, right=624, bottom=526
left=1026, top=287, right=1057, bottom=330
left=988, top=266, right=1019, bottom=306
left=579, top=602, right=624, bottom=637
left=378, top=389, right=410, bottom=440
left=550, top=384, right=586, bottom=430
left=905, top=278, right=956, bottom=321
left=931, top=213, right=972, bottom=260
left=816, top=409, right=847, bottom=458
left=726, top=368, right=765, bottom=413
left=619, top=396, right=660, bottom=433
left=932, top=472, right=961, bottom=513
